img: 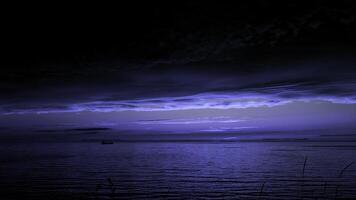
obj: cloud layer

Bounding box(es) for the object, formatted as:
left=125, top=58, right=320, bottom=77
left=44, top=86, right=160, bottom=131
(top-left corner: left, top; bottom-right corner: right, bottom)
left=2, top=83, right=355, bottom=115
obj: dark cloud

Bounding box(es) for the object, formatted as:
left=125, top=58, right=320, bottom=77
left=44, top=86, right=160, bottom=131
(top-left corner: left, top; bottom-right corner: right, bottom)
left=1, top=1, right=356, bottom=114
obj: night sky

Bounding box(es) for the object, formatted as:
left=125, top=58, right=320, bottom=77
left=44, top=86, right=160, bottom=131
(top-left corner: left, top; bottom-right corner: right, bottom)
left=1, top=1, right=356, bottom=134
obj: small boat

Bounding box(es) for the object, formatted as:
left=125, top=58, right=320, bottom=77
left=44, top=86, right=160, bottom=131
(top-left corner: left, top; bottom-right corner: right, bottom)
left=101, top=140, right=114, bottom=144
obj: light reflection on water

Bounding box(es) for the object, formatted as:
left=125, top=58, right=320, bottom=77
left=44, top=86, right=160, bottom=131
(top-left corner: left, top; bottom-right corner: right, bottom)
left=0, top=141, right=356, bottom=199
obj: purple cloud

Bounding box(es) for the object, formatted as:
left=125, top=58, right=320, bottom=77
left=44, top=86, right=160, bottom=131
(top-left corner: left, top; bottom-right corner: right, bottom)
left=1, top=91, right=355, bottom=115
left=135, top=117, right=245, bottom=125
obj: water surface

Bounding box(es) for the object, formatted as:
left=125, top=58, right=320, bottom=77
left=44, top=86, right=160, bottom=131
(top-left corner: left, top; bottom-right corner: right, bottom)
left=0, top=138, right=356, bottom=199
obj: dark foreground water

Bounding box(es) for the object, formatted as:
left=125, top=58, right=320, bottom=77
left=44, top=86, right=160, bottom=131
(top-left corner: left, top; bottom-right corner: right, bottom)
left=1, top=140, right=356, bottom=199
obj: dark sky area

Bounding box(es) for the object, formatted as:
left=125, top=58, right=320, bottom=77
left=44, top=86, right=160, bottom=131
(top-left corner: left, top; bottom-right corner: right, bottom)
left=1, top=1, right=356, bottom=133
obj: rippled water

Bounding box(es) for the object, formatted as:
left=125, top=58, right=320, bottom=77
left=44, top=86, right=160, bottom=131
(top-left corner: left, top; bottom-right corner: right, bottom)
left=1, top=141, right=356, bottom=199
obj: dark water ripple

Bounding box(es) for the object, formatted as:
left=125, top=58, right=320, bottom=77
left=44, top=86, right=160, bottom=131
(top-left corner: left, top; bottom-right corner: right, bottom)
left=0, top=142, right=356, bottom=199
